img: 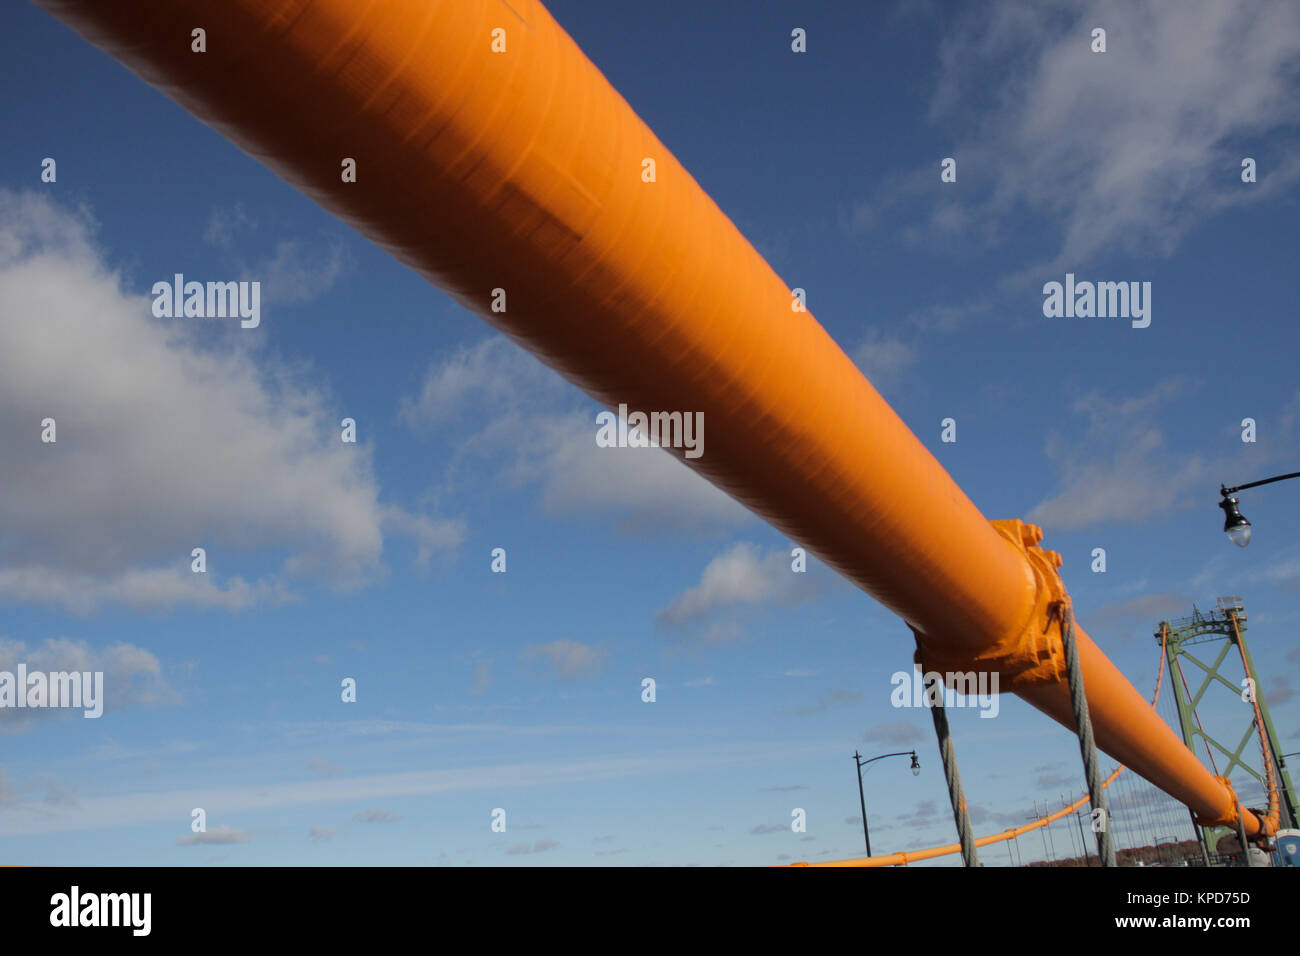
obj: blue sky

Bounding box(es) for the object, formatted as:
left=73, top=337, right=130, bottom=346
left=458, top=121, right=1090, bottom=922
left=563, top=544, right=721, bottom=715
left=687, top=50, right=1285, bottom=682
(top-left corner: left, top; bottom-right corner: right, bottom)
left=1, top=0, right=1298, bottom=866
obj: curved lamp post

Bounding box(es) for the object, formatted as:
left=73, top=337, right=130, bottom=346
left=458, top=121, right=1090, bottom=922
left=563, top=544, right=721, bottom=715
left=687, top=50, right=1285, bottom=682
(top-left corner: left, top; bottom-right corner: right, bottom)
left=853, top=749, right=920, bottom=856
left=1218, top=472, right=1300, bottom=547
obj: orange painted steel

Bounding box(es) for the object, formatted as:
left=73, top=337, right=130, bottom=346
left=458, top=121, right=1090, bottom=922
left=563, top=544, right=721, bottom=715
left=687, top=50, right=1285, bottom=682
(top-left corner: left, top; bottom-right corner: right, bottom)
left=33, top=0, right=1266, bottom=838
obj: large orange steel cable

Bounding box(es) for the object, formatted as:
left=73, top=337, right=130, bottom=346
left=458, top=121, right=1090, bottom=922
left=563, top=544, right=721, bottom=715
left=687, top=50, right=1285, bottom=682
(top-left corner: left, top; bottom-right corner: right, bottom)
left=31, top=0, right=1268, bottom=839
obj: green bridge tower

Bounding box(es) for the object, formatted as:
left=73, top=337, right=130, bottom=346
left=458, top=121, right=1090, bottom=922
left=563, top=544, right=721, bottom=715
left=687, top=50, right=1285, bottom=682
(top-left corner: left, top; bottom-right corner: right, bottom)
left=1157, top=596, right=1298, bottom=863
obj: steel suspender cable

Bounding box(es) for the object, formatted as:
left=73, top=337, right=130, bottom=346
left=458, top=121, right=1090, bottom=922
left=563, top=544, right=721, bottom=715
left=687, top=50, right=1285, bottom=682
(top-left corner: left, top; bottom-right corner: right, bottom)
left=1059, top=602, right=1117, bottom=867
left=921, top=664, right=980, bottom=867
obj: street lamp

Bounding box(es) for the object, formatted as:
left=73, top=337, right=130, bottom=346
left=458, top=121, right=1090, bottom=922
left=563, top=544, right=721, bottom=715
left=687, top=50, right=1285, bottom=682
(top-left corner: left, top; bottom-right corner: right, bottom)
left=1218, top=471, right=1300, bottom=547
left=852, top=749, right=919, bottom=857
left=1219, top=494, right=1251, bottom=548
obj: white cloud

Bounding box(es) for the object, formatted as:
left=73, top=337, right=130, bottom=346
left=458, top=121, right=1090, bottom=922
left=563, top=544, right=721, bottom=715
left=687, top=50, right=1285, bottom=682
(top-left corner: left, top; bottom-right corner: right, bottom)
left=657, top=543, right=831, bottom=634
left=0, top=566, right=293, bottom=614
left=851, top=329, right=917, bottom=394
left=0, top=191, right=456, bottom=610
left=381, top=506, right=465, bottom=569
left=0, top=637, right=177, bottom=734
left=928, top=0, right=1300, bottom=269
left=400, top=336, right=561, bottom=427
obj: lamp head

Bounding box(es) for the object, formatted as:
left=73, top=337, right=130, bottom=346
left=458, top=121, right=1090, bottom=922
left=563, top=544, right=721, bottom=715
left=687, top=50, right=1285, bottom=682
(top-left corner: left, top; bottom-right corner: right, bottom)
left=1219, top=495, right=1251, bottom=547
left=910, top=753, right=920, bottom=776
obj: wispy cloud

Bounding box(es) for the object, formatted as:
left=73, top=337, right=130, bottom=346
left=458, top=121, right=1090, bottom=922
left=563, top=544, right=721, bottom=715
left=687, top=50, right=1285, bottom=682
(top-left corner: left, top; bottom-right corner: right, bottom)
left=793, top=688, right=863, bottom=717
left=895, top=799, right=938, bottom=828
left=269, top=718, right=607, bottom=740
left=656, top=543, right=836, bottom=641
left=176, top=825, right=251, bottom=846
left=205, top=203, right=351, bottom=304
left=861, top=721, right=924, bottom=746
left=521, top=640, right=606, bottom=681
left=353, top=809, right=403, bottom=824
left=1084, top=590, right=1194, bottom=644
left=0, top=743, right=830, bottom=838
left=1028, top=380, right=1211, bottom=530
left=851, top=329, right=917, bottom=395
left=203, top=203, right=256, bottom=249
left=403, top=335, right=752, bottom=534
left=505, top=840, right=558, bottom=855
left=305, top=759, right=345, bottom=780
left=242, top=238, right=348, bottom=306
left=927, top=0, right=1300, bottom=272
